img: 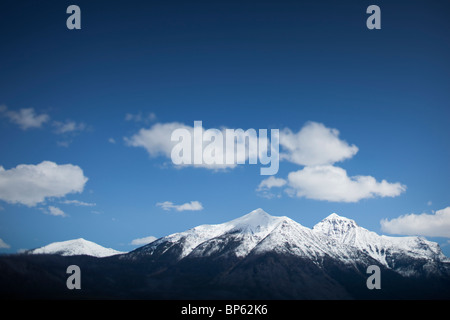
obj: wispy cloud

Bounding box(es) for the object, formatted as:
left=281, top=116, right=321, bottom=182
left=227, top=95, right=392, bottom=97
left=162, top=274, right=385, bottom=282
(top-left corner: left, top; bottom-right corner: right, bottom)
left=0, top=105, right=49, bottom=130
left=257, top=176, right=287, bottom=191
left=52, top=120, right=87, bottom=134
left=156, top=200, right=204, bottom=212
left=46, top=206, right=67, bottom=217
left=130, top=236, right=157, bottom=246
left=125, top=112, right=156, bottom=123
left=60, top=199, right=96, bottom=207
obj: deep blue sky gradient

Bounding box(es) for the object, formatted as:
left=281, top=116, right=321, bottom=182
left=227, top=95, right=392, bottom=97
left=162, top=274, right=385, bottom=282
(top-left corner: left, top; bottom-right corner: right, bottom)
left=0, top=0, right=449, bottom=254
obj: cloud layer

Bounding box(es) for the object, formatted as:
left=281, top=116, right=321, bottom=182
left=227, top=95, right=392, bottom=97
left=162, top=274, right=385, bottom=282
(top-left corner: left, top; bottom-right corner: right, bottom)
left=127, top=120, right=406, bottom=203
left=0, top=161, right=88, bottom=207
left=381, top=207, right=450, bottom=237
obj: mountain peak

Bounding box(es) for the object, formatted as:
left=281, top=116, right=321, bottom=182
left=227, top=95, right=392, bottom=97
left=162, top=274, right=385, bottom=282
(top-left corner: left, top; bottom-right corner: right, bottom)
left=228, top=208, right=283, bottom=232
left=324, top=212, right=354, bottom=221
left=245, top=208, right=271, bottom=219
left=322, top=213, right=358, bottom=226
left=28, top=238, right=125, bottom=257
left=247, top=208, right=271, bottom=217
left=313, top=212, right=358, bottom=236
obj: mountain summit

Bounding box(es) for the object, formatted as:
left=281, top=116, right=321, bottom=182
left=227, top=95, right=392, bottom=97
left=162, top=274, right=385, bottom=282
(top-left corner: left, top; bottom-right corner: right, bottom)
left=27, top=238, right=125, bottom=257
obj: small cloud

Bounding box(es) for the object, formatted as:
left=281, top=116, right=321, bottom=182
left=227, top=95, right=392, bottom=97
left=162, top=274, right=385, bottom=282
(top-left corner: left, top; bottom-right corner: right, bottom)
left=256, top=176, right=287, bottom=199
left=427, top=201, right=433, bottom=206
left=61, top=199, right=96, bottom=207
left=46, top=206, right=67, bottom=217
left=131, top=236, right=157, bottom=246
left=156, top=200, right=204, bottom=212
left=381, top=206, right=450, bottom=238
left=53, top=120, right=87, bottom=134
left=52, top=120, right=90, bottom=147
left=0, top=238, right=10, bottom=249
left=125, top=112, right=156, bottom=123
left=0, top=106, right=49, bottom=130
left=257, top=176, right=287, bottom=191
left=56, top=140, right=71, bottom=148
left=108, top=138, right=116, bottom=144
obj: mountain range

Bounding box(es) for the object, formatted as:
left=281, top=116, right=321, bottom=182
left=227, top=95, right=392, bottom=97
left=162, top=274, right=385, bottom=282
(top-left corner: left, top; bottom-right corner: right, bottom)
left=1, top=209, right=449, bottom=299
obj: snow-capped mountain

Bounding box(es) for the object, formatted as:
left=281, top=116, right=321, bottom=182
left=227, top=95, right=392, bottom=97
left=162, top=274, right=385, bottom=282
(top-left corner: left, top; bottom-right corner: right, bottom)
left=27, top=238, right=125, bottom=257
left=126, top=208, right=449, bottom=277
left=2, top=209, right=450, bottom=299
left=313, top=213, right=448, bottom=276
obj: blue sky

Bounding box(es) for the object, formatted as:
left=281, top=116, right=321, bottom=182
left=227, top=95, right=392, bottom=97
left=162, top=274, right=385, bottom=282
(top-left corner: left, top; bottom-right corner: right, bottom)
left=0, top=0, right=449, bottom=255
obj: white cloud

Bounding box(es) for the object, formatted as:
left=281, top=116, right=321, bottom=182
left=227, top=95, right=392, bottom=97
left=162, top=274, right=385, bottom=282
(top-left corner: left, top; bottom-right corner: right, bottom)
left=52, top=120, right=87, bottom=134
left=0, top=106, right=49, bottom=130
left=131, top=236, right=157, bottom=246
left=0, top=238, right=10, bottom=249
left=287, top=165, right=406, bottom=202
left=108, top=138, right=116, bottom=144
left=279, top=121, right=358, bottom=166
left=257, top=176, right=287, bottom=191
left=61, top=199, right=96, bottom=207
left=0, top=161, right=88, bottom=207
left=380, top=207, right=450, bottom=238
left=46, top=206, right=67, bottom=217
left=156, top=200, right=204, bottom=212
left=125, top=122, right=260, bottom=170
left=125, top=122, right=188, bottom=158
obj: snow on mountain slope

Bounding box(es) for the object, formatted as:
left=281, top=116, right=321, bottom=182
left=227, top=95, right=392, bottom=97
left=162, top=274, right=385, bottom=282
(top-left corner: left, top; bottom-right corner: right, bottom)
left=251, top=217, right=327, bottom=259
left=130, top=208, right=285, bottom=259
left=27, top=238, right=126, bottom=257
left=312, top=213, right=448, bottom=268
left=126, top=208, right=449, bottom=277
